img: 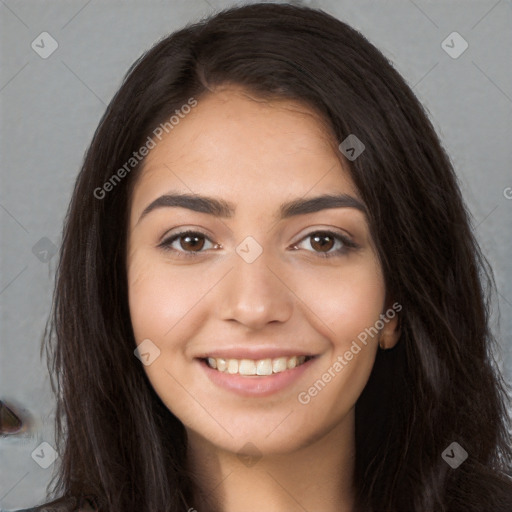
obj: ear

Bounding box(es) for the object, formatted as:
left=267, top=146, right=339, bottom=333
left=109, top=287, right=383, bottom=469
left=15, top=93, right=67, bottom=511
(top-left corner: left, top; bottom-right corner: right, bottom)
left=378, top=302, right=401, bottom=350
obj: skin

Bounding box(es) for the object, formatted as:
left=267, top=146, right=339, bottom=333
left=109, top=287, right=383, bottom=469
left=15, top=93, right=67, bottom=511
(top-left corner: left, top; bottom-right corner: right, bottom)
left=127, top=85, right=400, bottom=512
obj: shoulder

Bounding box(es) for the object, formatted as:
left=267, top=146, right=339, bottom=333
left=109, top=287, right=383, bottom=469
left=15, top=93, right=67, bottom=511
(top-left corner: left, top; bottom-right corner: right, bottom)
left=10, top=508, right=52, bottom=512
left=10, top=507, right=68, bottom=512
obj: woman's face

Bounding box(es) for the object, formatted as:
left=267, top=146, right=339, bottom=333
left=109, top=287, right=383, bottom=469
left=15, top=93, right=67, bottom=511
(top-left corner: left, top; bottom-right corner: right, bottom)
left=127, top=86, right=398, bottom=456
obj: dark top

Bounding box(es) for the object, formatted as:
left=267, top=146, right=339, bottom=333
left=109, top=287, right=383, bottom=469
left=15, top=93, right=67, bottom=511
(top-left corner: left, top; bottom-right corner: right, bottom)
left=11, top=496, right=97, bottom=511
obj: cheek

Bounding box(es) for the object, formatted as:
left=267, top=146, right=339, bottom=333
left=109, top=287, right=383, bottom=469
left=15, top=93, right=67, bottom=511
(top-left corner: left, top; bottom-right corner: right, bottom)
left=293, top=264, right=385, bottom=429
left=128, top=259, right=169, bottom=341
left=296, top=257, right=386, bottom=347
left=127, top=251, right=205, bottom=342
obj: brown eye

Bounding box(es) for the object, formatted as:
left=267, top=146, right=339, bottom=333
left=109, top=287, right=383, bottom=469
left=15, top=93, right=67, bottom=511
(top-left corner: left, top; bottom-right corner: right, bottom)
left=310, top=233, right=335, bottom=252
left=293, top=230, right=358, bottom=258
left=178, top=233, right=205, bottom=252
left=158, top=230, right=217, bottom=257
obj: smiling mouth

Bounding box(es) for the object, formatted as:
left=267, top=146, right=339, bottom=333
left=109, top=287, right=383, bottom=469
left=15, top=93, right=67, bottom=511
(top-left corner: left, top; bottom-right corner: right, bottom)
left=202, top=355, right=314, bottom=376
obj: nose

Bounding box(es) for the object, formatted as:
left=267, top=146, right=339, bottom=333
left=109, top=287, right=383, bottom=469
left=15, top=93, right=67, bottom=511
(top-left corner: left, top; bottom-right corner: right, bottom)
left=217, top=248, right=294, bottom=330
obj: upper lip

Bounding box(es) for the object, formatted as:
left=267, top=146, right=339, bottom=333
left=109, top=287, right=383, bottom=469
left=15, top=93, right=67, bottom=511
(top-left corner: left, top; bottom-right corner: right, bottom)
left=195, top=347, right=318, bottom=360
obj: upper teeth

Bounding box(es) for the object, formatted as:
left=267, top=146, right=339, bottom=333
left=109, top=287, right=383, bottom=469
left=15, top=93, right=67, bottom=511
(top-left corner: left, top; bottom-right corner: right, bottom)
left=206, top=355, right=308, bottom=376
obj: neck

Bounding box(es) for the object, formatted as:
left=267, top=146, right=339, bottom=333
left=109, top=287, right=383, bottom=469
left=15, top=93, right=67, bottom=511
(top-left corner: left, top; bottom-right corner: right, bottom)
left=186, top=410, right=356, bottom=512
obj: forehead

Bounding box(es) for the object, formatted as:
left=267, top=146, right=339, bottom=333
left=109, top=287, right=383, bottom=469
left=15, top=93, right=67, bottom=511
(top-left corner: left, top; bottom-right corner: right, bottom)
left=130, top=86, right=359, bottom=214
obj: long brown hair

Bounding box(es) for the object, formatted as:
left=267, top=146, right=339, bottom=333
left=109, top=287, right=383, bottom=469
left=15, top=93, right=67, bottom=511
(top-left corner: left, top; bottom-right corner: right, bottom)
left=39, top=3, right=512, bottom=511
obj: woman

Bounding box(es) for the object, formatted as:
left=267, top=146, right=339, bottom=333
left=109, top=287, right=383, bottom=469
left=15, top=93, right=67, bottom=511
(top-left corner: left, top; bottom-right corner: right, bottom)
left=17, top=2, right=512, bottom=511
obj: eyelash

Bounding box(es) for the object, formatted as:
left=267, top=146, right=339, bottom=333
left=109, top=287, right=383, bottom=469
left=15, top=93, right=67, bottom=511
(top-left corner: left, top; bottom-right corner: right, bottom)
left=157, top=229, right=359, bottom=259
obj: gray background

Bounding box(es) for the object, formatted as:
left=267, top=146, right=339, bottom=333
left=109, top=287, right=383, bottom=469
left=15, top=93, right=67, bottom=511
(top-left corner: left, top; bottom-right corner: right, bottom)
left=1, top=0, right=511, bottom=509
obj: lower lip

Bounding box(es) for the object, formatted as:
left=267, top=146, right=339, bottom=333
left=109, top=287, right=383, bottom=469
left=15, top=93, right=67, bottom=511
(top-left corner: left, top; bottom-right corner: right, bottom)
left=198, top=357, right=316, bottom=397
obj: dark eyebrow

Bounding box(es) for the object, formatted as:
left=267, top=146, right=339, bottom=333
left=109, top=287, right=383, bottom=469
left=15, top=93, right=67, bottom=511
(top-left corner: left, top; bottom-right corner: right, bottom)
left=137, top=192, right=367, bottom=224
left=280, top=193, right=367, bottom=217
